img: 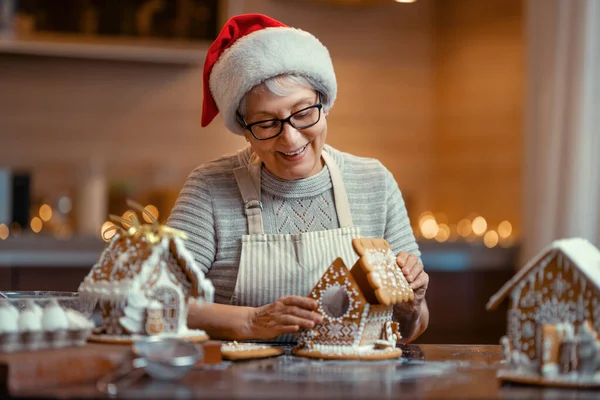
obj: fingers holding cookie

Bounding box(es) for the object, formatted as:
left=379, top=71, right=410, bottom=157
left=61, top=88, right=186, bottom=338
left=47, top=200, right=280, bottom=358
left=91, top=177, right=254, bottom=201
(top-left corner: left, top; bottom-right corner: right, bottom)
left=397, top=253, right=421, bottom=283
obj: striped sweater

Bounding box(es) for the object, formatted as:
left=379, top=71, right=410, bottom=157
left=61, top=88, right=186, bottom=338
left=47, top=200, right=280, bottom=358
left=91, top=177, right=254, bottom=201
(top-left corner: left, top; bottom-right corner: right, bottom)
left=167, top=145, right=421, bottom=304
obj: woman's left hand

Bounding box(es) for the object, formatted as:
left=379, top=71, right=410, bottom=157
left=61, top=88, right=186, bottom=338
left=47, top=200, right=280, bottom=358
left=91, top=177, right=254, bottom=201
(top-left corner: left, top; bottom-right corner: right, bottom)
left=394, top=252, right=429, bottom=342
left=396, top=252, right=428, bottom=308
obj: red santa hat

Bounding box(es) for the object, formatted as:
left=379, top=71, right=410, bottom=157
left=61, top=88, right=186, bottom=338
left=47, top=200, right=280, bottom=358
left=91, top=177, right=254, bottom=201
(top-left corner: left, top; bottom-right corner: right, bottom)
left=201, top=14, right=337, bottom=135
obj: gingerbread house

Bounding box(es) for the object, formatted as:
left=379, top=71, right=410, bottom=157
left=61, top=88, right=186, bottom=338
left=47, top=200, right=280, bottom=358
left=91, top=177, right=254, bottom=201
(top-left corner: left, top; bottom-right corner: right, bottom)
left=293, top=238, right=414, bottom=360
left=486, top=237, right=600, bottom=387
left=79, top=216, right=214, bottom=343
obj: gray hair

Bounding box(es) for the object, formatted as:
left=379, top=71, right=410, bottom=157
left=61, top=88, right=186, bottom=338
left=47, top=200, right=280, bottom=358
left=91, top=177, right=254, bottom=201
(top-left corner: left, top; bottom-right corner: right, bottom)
left=237, top=74, right=332, bottom=122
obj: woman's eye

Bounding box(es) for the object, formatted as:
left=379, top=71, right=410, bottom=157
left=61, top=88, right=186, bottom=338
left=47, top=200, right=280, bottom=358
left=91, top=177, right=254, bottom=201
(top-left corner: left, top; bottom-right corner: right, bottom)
left=258, top=121, right=278, bottom=129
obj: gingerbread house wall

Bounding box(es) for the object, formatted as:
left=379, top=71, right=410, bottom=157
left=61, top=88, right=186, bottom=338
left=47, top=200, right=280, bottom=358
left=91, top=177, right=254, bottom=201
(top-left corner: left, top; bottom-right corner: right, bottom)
left=143, top=262, right=189, bottom=334
left=306, top=259, right=370, bottom=347
left=359, top=304, right=394, bottom=346
left=506, top=251, right=600, bottom=364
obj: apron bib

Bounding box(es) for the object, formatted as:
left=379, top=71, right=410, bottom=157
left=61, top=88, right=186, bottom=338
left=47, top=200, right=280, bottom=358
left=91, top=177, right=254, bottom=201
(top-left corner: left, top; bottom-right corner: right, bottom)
left=231, top=150, right=361, bottom=342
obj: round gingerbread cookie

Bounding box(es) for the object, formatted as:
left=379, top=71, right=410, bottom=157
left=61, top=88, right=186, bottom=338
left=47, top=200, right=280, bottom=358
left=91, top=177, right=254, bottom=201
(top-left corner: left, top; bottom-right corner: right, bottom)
left=221, top=341, right=285, bottom=360
left=292, top=345, right=402, bottom=361
left=88, top=331, right=209, bottom=344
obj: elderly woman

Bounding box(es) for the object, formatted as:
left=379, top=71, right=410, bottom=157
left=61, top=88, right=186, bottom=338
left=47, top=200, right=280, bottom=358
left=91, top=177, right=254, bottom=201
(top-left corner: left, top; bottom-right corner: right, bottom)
left=167, top=14, right=429, bottom=343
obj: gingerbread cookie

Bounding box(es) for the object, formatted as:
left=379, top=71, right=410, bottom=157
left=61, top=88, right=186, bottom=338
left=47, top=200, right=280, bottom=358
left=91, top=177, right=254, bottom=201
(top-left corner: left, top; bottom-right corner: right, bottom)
left=292, top=345, right=402, bottom=361
left=88, top=331, right=209, bottom=345
left=221, top=341, right=285, bottom=361
left=351, top=238, right=414, bottom=305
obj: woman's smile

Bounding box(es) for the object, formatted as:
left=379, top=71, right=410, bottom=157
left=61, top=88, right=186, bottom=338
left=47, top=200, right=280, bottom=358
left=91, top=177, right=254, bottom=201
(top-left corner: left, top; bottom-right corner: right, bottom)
left=278, top=142, right=310, bottom=160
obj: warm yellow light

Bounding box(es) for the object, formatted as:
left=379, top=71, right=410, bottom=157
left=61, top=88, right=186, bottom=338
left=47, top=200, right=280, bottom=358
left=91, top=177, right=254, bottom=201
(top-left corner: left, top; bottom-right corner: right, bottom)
left=435, top=223, right=450, bottom=242
left=498, top=220, right=513, bottom=239
left=421, top=219, right=439, bottom=239
left=472, top=216, right=488, bottom=236
left=30, top=217, right=43, bottom=233
left=457, top=218, right=472, bottom=237
left=484, top=230, right=499, bottom=248
left=0, top=224, right=8, bottom=240
left=143, top=205, right=159, bottom=223
left=39, top=204, right=53, bottom=222
left=418, top=211, right=435, bottom=227
left=395, top=0, right=416, bottom=3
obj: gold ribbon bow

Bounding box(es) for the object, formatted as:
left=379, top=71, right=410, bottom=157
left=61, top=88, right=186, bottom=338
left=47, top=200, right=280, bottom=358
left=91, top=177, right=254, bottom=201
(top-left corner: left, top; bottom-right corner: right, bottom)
left=102, top=199, right=188, bottom=243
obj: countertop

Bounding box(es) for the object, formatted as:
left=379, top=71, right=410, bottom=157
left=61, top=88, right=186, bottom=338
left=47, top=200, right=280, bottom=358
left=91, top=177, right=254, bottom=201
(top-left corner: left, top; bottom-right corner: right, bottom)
left=6, top=344, right=600, bottom=399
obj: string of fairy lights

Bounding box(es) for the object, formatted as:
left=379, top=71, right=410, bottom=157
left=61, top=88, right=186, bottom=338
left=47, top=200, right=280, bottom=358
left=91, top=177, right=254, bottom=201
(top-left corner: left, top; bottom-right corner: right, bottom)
left=0, top=203, right=160, bottom=241
left=0, top=204, right=514, bottom=250
left=415, top=211, right=515, bottom=248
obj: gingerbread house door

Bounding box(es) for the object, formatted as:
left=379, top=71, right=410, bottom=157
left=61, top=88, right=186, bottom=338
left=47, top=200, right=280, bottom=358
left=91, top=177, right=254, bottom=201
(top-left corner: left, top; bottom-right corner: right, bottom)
left=152, top=286, right=180, bottom=332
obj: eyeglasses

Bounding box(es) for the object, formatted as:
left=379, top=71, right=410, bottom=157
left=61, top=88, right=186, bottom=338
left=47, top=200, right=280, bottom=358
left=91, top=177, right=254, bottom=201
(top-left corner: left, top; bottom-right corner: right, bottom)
left=239, top=102, right=323, bottom=141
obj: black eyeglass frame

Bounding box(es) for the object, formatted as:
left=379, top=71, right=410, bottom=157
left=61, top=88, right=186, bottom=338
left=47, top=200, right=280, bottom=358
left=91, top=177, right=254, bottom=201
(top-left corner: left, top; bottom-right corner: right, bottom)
left=238, top=96, right=324, bottom=141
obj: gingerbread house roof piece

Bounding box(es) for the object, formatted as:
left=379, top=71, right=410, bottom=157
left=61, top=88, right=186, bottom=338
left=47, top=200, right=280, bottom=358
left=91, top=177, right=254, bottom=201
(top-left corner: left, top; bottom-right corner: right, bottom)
left=486, top=237, right=600, bottom=311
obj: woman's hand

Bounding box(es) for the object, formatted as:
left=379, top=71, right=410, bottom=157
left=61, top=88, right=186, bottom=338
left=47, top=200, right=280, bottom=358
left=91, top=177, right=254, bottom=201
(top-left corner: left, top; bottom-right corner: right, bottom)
left=397, top=252, right=428, bottom=307
left=244, top=295, right=323, bottom=340
left=394, top=252, right=430, bottom=342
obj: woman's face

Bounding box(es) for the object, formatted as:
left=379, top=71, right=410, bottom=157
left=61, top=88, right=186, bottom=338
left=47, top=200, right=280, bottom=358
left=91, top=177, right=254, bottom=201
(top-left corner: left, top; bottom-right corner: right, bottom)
left=243, top=84, right=327, bottom=181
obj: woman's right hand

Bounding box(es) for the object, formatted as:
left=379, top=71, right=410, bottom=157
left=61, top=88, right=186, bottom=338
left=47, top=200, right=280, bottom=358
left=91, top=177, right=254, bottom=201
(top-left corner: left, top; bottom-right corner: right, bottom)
left=244, top=295, right=323, bottom=340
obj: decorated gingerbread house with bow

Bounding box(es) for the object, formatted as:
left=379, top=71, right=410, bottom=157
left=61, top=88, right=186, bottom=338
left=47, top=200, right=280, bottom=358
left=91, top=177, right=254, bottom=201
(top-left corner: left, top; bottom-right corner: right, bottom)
left=486, top=237, right=600, bottom=387
left=78, top=203, right=214, bottom=343
left=293, top=238, right=414, bottom=360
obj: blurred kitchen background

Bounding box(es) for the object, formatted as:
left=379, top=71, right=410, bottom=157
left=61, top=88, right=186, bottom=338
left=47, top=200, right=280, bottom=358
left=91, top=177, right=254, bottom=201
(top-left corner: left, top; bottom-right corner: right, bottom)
left=0, top=0, right=598, bottom=345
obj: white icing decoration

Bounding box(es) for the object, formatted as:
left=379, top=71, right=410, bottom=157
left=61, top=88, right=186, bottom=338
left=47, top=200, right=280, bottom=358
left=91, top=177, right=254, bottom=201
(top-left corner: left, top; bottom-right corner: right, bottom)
left=221, top=341, right=274, bottom=352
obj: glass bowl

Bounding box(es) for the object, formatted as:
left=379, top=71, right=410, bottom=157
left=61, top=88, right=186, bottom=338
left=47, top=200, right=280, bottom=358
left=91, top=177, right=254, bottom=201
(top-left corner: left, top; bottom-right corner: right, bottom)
left=0, top=291, right=97, bottom=318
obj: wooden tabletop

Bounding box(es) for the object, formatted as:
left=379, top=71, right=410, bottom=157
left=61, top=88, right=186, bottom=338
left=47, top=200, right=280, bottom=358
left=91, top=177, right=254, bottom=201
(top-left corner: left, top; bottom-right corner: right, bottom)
left=7, top=344, right=600, bottom=399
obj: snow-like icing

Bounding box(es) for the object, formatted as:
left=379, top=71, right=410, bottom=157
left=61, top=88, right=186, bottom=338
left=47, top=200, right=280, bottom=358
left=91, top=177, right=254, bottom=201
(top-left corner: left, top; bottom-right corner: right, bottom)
left=172, top=236, right=215, bottom=302
left=487, top=237, right=600, bottom=310
left=552, top=238, right=600, bottom=289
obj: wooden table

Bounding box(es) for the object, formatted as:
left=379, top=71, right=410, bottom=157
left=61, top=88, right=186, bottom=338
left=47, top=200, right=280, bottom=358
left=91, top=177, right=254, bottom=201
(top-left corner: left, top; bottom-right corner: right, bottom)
left=5, top=344, right=600, bottom=399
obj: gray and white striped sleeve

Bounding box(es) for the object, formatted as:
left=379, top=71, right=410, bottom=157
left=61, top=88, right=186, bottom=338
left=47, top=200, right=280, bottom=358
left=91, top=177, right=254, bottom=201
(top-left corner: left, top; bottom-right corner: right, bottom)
left=382, top=166, right=421, bottom=259
left=167, top=171, right=217, bottom=275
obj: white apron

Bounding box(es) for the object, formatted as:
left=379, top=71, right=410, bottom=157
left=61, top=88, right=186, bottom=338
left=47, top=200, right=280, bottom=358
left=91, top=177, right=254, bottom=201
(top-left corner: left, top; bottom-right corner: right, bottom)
left=231, top=150, right=361, bottom=342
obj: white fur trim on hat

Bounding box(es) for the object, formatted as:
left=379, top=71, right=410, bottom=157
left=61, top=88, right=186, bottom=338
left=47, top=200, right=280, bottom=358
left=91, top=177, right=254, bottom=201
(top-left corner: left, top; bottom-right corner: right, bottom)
left=209, top=27, right=337, bottom=135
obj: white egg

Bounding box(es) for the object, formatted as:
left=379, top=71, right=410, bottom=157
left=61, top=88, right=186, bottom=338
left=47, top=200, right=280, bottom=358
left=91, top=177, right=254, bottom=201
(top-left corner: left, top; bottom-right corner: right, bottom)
left=19, top=309, right=42, bottom=331
left=65, top=309, right=94, bottom=329
left=41, top=300, right=69, bottom=331
left=0, top=302, right=19, bottom=333
left=24, top=299, right=43, bottom=319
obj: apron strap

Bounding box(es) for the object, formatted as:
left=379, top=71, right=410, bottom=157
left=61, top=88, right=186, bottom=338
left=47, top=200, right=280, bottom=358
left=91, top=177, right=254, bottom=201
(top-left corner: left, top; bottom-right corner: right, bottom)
left=233, top=165, right=264, bottom=235
left=322, top=150, right=354, bottom=228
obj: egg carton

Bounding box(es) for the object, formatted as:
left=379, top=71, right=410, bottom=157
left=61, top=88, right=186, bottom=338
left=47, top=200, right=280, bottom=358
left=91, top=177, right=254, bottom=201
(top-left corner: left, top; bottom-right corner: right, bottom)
left=0, top=328, right=92, bottom=353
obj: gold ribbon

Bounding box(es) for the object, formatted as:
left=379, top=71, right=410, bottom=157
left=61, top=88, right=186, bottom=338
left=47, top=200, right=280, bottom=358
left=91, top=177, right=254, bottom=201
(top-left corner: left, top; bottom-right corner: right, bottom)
left=101, top=199, right=188, bottom=243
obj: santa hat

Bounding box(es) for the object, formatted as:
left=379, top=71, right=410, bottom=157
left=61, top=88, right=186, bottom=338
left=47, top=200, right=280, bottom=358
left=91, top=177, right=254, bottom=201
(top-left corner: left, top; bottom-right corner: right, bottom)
left=201, top=14, right=337, bottom=135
